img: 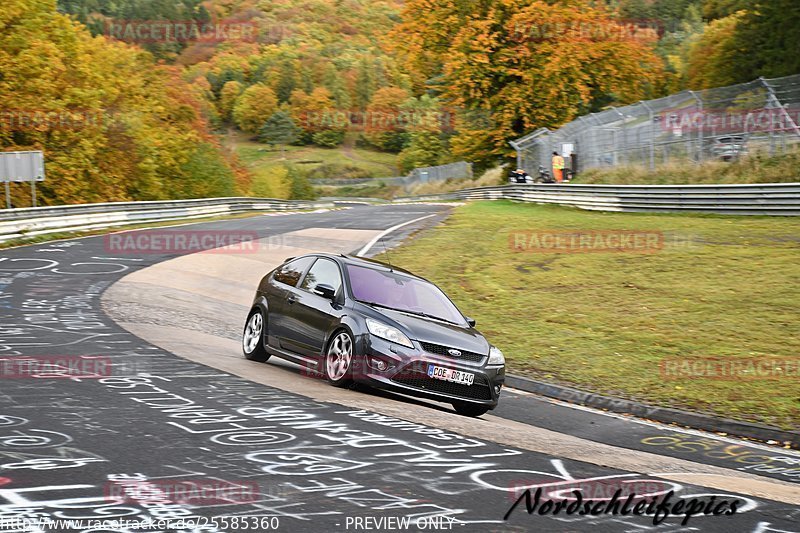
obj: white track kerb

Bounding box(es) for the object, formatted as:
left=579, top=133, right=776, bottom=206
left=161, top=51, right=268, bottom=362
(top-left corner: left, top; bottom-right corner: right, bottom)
left=356, top=214, right=437, bottom=257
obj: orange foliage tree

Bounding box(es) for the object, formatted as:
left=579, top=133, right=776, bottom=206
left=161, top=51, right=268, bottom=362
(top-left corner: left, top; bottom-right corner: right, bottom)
left=1, top=0, right=243, bottom=205
left=390, top=0, right=664, bottom=164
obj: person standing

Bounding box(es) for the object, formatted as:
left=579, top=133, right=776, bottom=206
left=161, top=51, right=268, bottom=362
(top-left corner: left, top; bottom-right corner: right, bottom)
left=552, top=151, right=565, bottom=183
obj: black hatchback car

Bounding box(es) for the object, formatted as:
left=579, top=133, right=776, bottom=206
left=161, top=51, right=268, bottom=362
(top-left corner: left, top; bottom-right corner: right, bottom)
left=242, top=254, right=505, bottom=416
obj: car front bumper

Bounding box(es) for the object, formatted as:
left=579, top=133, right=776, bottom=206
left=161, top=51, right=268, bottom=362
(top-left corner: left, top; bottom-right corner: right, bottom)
left=353, top=335, right=505, bottom=408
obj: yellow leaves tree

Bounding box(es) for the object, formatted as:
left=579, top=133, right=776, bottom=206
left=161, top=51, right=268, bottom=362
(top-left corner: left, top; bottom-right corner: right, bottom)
left=219, top=80, right=244, bottom=121
left=232, top=84, right=279, bottom=133
left=0, top=0, right=240, bottom=205
left=686, top=12, right=745, bottom=90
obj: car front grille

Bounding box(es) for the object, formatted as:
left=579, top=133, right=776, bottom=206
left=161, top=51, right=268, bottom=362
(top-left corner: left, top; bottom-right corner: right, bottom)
left=419, top=342, right=486, bottom=364
left=391, top=365, right=493, bottom=401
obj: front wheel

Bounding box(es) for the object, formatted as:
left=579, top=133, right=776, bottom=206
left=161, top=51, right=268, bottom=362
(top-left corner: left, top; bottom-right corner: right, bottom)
left=452, top=401, right=490, bottom=417
left=242, top=309, right=270, bottom=362
left=325, top=330, right=355, bottom=388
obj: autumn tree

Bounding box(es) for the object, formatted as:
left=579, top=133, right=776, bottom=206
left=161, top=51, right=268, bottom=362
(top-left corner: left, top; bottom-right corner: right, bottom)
left=1, top=0, right=240, bottom=205
left=323, top=64, right=352, bottom=109
left=219, top=81, right=244, bottom=121
left=733, top=0, right=800, bottom=80
left=391, top=0, right=664, bottom=165
left=289, top=88, right=345, bottom=147
left=686, top=12, right=744, bottom=89
left=363, top=87, right=411, bottom=152
left=258, top=111, right=299, bottom=158
left=233, top=84, right=279, bottom=133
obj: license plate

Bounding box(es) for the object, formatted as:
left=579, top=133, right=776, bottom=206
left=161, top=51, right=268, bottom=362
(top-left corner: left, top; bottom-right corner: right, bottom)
left=427, top=364, right=474, bottom=386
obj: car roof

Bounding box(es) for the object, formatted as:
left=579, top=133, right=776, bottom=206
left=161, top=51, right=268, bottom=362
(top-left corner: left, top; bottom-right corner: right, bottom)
left=288, top=253, right=422, bottom=280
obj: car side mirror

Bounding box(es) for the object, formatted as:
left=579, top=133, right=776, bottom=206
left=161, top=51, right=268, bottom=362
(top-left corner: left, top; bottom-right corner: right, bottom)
left=314, top=284, right=336, bottom=300
left=465, top=316, right=476, bottom=327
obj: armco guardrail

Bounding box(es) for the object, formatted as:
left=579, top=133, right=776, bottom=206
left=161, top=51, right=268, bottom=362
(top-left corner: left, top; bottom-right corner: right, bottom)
left=2, top=183, right=798, bottom=244
left=396, top=182, right=800, bottom=215
left=0, top=197, right=336, bottom=244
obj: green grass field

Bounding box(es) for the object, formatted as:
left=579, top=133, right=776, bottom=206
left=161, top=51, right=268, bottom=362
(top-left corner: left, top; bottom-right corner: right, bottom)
left=228, top=132, right=400, bottom=198
left=576, top=149, right=800, bottom=185
left=379, top=201, right=800, bottom=430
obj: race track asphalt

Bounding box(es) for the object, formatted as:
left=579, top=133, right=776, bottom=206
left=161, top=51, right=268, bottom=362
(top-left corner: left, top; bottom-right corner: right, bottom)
left=0, top=203, right=797, bottom=532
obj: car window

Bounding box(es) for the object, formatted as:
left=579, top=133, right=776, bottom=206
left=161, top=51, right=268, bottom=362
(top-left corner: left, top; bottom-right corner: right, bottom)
left=273, top=257, right=315, bottom=287
left=300, top=258, right=342, bottom=294
left=346, top=264, right=466, bottom=325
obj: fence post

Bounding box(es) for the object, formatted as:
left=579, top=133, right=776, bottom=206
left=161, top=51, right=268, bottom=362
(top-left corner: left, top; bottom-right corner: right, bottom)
left=760, top=77, right=800, bottom=157
left=509, top=140, right=521, bottom=170
left=611, top=107, right=626, bottom=165
left=576, top=116, right=592, bottom=172
left=688, top=90, right=704, bottom=163
left=590, top=113, right=604, bottom=168
left=640, top=101, right=656, bottom=170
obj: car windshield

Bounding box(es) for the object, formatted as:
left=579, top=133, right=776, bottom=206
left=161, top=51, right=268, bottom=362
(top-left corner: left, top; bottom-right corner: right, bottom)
left=346, top=264, right=466, bottom=326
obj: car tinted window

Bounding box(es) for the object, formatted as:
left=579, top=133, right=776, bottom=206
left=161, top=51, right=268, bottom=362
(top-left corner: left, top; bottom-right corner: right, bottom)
left=273, top=257, right=315, bottom=287
left=301, top=258, right=342, bottom=294
left=346, top=264, right=466, bottom=326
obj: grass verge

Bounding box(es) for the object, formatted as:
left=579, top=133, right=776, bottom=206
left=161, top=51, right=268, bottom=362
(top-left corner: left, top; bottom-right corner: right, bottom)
left=229, top=132, right=400, bottom=199
left=576, top=148, right=800, bottom=185
left=378, top=200, right=800, bottom=430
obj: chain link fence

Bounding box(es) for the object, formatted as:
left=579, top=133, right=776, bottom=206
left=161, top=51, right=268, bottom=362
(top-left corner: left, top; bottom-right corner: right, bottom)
left=512, top=74, right=800, bottom=174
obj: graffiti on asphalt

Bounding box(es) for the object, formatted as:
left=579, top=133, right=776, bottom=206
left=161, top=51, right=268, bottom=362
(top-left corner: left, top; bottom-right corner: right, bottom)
left=641, top=435, right=800, bottom=481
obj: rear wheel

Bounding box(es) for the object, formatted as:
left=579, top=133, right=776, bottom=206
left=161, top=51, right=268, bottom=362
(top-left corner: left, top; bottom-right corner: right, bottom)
left=242, top=309, right=270, bottom=362
left=325, top=330, right=354, bottom=388
left=452, top=401, right=490, bottom=417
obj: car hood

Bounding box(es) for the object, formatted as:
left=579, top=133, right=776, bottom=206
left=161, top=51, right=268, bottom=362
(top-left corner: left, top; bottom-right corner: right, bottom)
left=372, top=307, right=490, bottom=355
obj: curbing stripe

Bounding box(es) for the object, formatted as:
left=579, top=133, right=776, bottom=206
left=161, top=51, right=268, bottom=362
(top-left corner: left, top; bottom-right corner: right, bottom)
left=505, top=374, right=799, bottom=449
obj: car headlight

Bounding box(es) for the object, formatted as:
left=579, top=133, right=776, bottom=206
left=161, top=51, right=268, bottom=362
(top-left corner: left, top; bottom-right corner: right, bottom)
left=366, top=318, right=413, bottom=348
left=488, top=346, right=505, bottom=365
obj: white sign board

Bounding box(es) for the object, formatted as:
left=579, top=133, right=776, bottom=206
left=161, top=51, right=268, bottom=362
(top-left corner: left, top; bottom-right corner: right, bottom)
left=562, top=143, right=574, bottom=157
left=0, top=151, right=45, bottom=182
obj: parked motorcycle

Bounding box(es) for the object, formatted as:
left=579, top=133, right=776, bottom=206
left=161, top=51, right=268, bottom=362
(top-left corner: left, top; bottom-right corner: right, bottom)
left=536, top=165, right=555, bottom=184
left=508, top=167, right=556, bottom=184
left=508, top=169, right=532, bottom=184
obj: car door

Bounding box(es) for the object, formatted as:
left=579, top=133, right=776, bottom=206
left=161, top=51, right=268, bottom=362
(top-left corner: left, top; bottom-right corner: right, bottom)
left=278, top=257, right=344, bottom=358
left=266, top=256, right=315, bottom=348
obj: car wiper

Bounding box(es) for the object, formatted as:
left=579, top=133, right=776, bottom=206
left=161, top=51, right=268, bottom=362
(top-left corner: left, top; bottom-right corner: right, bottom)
left=357, top=300, right=398, bottom=311
left=357, top=301, right=460, bottom=326
left=390, top=308, right=461, bottom=326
